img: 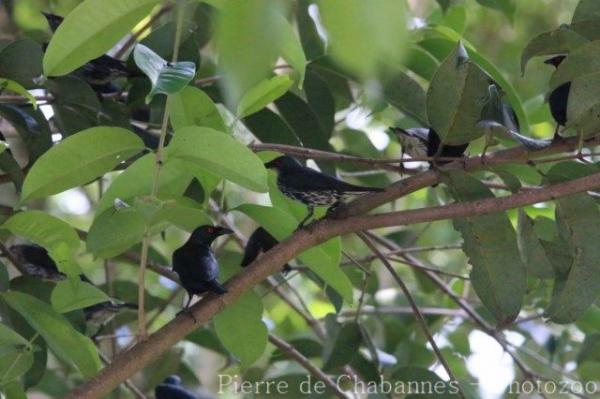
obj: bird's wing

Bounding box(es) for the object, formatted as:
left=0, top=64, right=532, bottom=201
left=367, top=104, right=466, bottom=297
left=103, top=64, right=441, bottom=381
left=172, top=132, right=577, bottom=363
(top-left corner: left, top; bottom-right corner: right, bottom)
left=288, top=167, right=380, bottom=193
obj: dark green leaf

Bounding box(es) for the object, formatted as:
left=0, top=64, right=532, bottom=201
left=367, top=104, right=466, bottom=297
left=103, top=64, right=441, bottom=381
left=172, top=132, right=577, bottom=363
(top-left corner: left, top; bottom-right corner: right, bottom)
left=243, top=108, right=302, bottom=146
left=445, top=171, right=526, bottom=325
left=0, top=79, right=37, bottom=108
left=0, top=105, right=52, bottom=163
left=517, top=209, right=554, bottom=279
left=296, top=0, right=324, bottom=60
left=323, top=322, right=361, bottom=371
left=277, top=15, right=307, bottom=87
left=427, top=42, right=490, bottom=145
left=475, top=0, right=516, bottom=21
left=384, top=72, right=429, bottom=126
left=0, top=38, right=43, bottom=88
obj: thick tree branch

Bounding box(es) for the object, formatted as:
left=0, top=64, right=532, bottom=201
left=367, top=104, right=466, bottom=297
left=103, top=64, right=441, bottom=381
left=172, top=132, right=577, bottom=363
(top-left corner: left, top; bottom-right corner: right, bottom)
left=66, top=158, right=600, bottom=399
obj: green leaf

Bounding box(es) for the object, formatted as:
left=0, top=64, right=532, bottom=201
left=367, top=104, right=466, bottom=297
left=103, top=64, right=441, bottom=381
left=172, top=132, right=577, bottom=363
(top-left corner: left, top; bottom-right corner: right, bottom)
left=0, top=348, right=33, bottom=385
left=322, top=322, right=361, bottom=371
left=316, top=0, right=406, bottom=78
left=167, top=126, right=268, bottom=192
left=572, top=0, right=600, bottom=23
left=430, top=27, right=530, bottom=134
left=148, top=200, right=211, bottom=234
left=96, top=153, right=193, bottom=215
left=0, top=79, right=36, bottom=108
left=133, top=44, right=196, bottom=103
left=427, top=42, right=490, bottom=145
left=1, top=381, right=28, bottom=399
left=384, top=72, right=429, bottom=125
left=549, top=40, right=600, bottom=90
left=243, top=108, right=302, bottom=146
left=445, top=171, right=526, bottom=326
left=50, top=280, right=110, bottom=313
left=87, top=207, right=146, bottom=259
left=235, top=204, right=353, bottom=302
left=43, top=0, right=161, bottom=76
left=517, top=209, right=554, bottom=279
left=1, top=211, right=81, bottom=276
left=216, top=0, right=284, bottom=105
left=214, top=290, right=267, bottom=368
left=2, top=291, right=101, bottom=378
left=0, top=38, right=43, bottom=88
left=521, top=26, right=589, bottom=74
left=277, top=15, right=307, bottom=88
left=475, top=0, right=515, bottom=21
left=0, top=261, right=8, bottom=292
left=167, top=86, right=227, bottom=132
left=20, top=127, right=145, bottom=204
left=0, top=324, right=29, bottom=348
left=236, top=75, right=293, bottom=118
left=544, top=162, right=600, bottom=323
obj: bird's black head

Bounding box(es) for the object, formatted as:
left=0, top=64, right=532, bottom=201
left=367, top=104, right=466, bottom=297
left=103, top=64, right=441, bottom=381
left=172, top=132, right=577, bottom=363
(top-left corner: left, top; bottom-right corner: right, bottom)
left=188, top=225, right=233, bottom=245
left=544, top=55, right=567, bottom=68
left=264, top=156, right=302, bottom=172
left=41, top=12, right=64, bottom=32
left=163, top=375, right=182, bottom=385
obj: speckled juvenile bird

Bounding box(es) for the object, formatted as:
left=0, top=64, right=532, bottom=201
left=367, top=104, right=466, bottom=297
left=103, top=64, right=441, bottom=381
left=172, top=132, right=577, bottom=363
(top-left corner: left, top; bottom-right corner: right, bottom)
left=172, top=225, right=232, bottom=311
left=389, top=127, right=468, bottom=166
left=241, top=227, right=291, bottom=274
left=544, top=55, right=569, bottom=139
left=265, top=156, right=384, bottom=228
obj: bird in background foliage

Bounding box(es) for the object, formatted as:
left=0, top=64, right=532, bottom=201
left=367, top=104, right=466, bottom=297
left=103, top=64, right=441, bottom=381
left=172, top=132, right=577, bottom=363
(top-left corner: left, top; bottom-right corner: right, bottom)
left=172, top=225, right=232, bottom=312
left=544, top=55, right=570, bottom=140
left=265, top=156, right=384, bottom=228
left=241, top=227, right=291, bottom=274
left=155, top=375, right=207, bottom=399
left=41, top=12, right=135, bottom=89
left=6, top=244, right=137, bottom=327
left=389, top=127, right=468, bottom=167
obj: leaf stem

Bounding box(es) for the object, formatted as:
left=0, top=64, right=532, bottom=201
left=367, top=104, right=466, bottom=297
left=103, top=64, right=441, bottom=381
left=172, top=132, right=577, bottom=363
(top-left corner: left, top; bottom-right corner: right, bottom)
left=136, top=0, right=186, bottom=341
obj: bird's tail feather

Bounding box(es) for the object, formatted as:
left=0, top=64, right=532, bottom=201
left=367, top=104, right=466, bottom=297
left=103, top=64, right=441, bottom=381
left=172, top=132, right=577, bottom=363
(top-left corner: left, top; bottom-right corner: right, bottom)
left=208, top=280, right=227, bottom=295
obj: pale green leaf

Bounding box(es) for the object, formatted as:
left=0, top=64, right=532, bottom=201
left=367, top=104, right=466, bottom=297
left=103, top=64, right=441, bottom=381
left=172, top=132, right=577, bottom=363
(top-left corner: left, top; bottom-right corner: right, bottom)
left=2, top=291, right=101, bottom=378
left=277, top=15, right=307, bottom=88
left=236, top=75, right=293, bottom=118
left=317, top=0, right=406, bottom=78
left=87, top=207, right=146, bottom=259
left=167, top=127, right=268, bottom=192
left=214, top=290, right=267, bottom=368
left=0, top=79, right=36, bottom=108
left=20, top=127, right=145, bottom=204
left=167, top=86, right=227, bottom=132
left=50, top=280, right=111, bottom=313
left=43, top=0, right=161, bottom=76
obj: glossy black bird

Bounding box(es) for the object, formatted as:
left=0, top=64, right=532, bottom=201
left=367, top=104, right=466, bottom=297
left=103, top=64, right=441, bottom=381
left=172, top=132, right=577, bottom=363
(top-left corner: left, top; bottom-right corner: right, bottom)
left=172, top=225, right=232, bottom=310
left=42, top=12, right=133, bottom=87
left=7, top=244, right=137, bottom=325
left=265, top=156, right=384, bottom=228
left=155, top=375, right=200, bottom=399
left=389, top=127, right=468, bottom=167
left=241, top=227, right=291, bottom=274
left=544, top=55, right=569, bottom=139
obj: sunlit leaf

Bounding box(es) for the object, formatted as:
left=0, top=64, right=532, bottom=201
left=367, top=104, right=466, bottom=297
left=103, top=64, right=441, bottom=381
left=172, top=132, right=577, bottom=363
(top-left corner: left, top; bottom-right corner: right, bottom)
left=236, top=75, right=293, bottom=118
left=167, top=86, right=227, bottom=132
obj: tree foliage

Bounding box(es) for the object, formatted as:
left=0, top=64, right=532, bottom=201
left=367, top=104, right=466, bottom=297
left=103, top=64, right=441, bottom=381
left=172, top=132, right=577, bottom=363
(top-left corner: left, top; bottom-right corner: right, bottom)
left=0, top=0, right=600, bottom=398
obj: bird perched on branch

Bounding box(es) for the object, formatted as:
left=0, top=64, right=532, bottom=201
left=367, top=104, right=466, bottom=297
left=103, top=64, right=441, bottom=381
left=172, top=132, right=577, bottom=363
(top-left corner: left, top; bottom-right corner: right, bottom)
left=265, top=156, right=384, bottom=228
left=6, top=244, right=137, bottom=327
left=172, top=225, right=232, bottom=312
left=544, top=55, right=569, bottom=140
left=155, top=375, right=203, bottom=399
left=241, top=227, right=291, bottom=274
left=42, top=12, right=135, bottom=88
left=389, top=127, right=468, bottom=166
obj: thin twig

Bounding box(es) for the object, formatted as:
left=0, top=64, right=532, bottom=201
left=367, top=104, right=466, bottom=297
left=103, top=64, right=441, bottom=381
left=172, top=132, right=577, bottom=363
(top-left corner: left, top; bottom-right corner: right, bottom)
left=268, top=334, right=348, bottom=398
left=358, top=232, right=463, bottom=398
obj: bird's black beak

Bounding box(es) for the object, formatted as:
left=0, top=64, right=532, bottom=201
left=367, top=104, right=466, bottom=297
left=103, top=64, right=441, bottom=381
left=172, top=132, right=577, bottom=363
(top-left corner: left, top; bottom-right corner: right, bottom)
left=216, top=227, right=233, bottom=236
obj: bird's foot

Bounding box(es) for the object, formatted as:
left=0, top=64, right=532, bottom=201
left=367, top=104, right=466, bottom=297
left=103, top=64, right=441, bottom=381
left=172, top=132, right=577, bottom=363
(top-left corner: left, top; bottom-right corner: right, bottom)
left=176, top=308, right=197, bottom=323
left=326, top=202, right=348, bottom=220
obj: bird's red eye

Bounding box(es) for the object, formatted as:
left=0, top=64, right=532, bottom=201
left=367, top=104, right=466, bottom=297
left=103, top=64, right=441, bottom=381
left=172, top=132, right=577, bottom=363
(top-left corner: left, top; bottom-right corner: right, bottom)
left=207, top=227, right=215, bottom=234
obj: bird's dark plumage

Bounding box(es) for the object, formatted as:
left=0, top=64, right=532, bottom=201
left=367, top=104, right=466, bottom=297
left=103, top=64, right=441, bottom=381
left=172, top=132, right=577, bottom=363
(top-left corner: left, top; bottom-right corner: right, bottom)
left=172, top=226, right=232, bottom=310
left=389, top=127, right=468, bottom=165
left=6, top=244, right=136, bottom=324
left=265, top=156, right=383, bottom=227
left=42, top=12, right=132, bottom=87
left=155, top=375, right=200, bottom=399
left=545, top=55, right=570, bottom=133
left=241, top=227, right=291, bottom=274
